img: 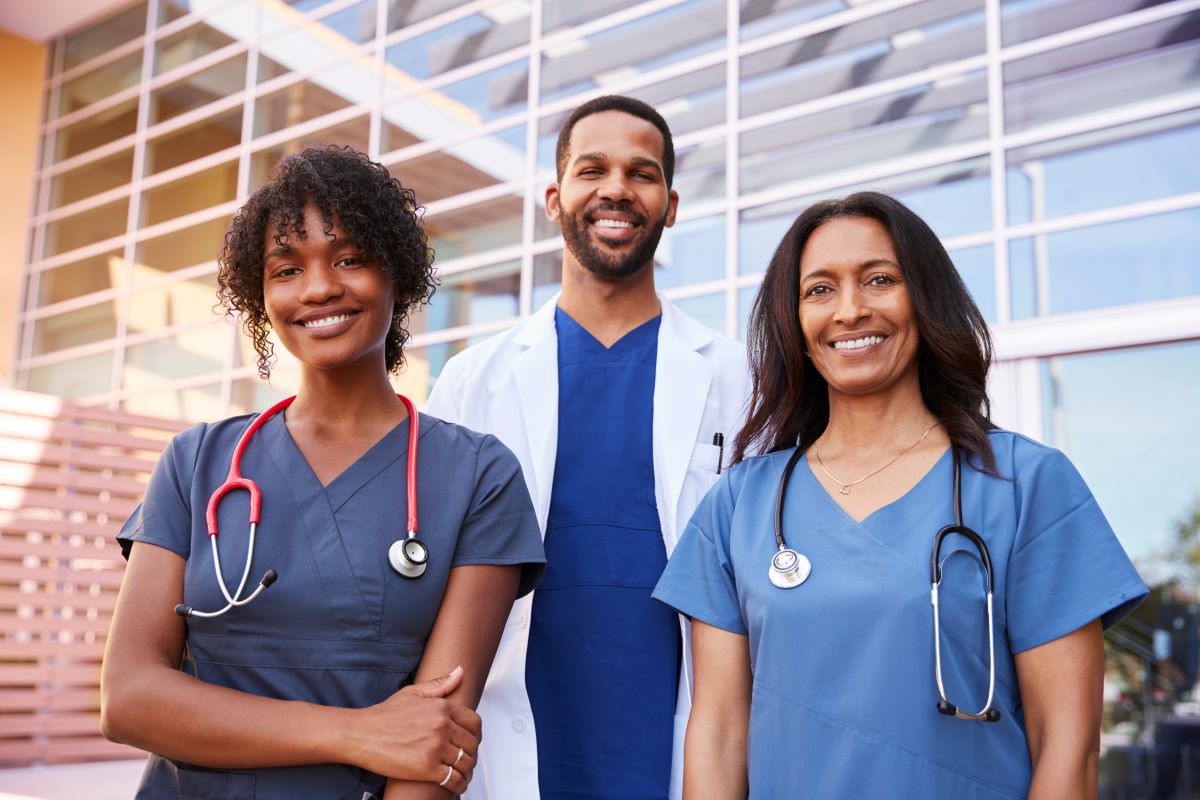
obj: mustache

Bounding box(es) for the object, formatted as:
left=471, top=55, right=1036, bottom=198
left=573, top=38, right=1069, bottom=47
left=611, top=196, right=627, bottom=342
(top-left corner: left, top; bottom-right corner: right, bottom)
left=583, top=202, right=647, bottom=227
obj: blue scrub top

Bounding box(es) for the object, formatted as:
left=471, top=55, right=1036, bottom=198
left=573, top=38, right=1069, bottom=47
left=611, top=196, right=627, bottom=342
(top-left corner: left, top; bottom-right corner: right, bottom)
left=118, top=411, right=545, bottom=800
left=526, top=309, right=678, bottom=799
left=653, top=430, right=1147, bottom=799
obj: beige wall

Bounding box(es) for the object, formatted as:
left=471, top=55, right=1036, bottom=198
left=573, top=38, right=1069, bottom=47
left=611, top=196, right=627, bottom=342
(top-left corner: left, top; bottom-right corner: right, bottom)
left=0, top=32, right=48, bottom=386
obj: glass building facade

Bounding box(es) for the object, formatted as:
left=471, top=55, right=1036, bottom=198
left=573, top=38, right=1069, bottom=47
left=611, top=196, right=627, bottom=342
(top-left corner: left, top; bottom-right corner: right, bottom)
left=12, top=0, right=1200, bottom=565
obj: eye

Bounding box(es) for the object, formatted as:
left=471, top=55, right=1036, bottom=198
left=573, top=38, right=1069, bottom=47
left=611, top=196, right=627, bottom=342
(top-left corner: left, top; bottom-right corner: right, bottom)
left=866, top=273, right=897, bottom=287
left=802, top=283, right=832, bottom=298
left=336, top=255, right=364, bottom=269
left=272, top=265, right=301, bottom=279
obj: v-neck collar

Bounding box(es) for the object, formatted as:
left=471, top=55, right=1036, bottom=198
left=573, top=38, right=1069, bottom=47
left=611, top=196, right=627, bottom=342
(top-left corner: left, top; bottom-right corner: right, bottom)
left=800, top=446, right=953, bottom=529
left=555, top=306, right=662, bottom=355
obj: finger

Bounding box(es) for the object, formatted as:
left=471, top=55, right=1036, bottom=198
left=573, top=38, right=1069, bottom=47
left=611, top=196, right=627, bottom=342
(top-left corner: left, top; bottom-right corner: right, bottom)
left=442, top=765, right=468, bottom=795
left=407, top=665, right=463, bottom=699
left=440, top=742, right=476, bottom=776
left=448, top=702, right=482, bottom=740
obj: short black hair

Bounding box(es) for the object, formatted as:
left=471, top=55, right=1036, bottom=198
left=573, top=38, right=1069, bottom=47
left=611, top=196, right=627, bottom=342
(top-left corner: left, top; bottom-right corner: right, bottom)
left=217, top=145, right=436, bottom=378
left=554, top=95, right=675, bottom=188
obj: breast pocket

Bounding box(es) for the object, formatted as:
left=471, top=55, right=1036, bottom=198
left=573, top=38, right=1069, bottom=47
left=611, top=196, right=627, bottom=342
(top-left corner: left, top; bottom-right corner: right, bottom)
left=687, top=443, right=723, bottom=490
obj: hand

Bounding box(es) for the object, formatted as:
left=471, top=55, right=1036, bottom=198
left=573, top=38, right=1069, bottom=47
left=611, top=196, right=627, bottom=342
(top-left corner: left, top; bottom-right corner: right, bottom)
left=353, top=666, right=481, bottom=793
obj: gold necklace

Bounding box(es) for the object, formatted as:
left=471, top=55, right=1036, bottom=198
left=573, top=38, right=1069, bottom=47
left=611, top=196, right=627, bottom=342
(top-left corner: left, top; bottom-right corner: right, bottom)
left=814, top=421, right=939, bottom=495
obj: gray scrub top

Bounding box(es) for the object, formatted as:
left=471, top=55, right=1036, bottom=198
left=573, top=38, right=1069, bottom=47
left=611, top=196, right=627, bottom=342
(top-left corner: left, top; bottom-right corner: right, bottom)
left=117, top=411, right=545, bottom=800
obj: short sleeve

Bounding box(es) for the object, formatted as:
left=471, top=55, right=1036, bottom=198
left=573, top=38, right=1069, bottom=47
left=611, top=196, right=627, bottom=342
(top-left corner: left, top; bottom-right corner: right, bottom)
left=653, top=472, right=747, bottom=636
left=1005, top=445, right=1148, bottom=654
left=453, top=434, right=545, bottom=597
left=116, top=424, right=205, bottom=561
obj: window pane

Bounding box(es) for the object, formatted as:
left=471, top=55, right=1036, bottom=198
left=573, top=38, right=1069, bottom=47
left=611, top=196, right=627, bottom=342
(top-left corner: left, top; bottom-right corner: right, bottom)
left=128, top=273, right=222, bottom=333
left=122, top=327, right=229, bottom=391
left=426, top=191, right=523, bottom=261
left=123, top=383, right=223, bottom=422
left=44, top=199, right=129, bottom=257
left=145, top=108, right=243, bottom=175
left=230, top=376, right=295, bottom=416
left=948, top=244, right=994, bottom=323
left=740, top=0, right=861, bottom=42
left=1009, top=207, right=1200, bottom=318
left=385, top=124, right=526, bottom=203
left=58, top=52, right=143, bottom=116
left=1040, top=340, right=1200, bottom=559
left=1000, top=0, right=1170, bottom=47
left=249, top=115, right=370, bottom=190
left=31, top=302, right=119, bottom=355
left=35, top=251, right=124, bottom=307
left=384, top=5, right=530, bottom=83
left=413, top=259, right=520, bottom=335
left=47, top=149, right=134, bottom=209
left=740, top=70, right=989, bottom=196
left=544, top=0, right=641, bottom=33
left=657, top=215, right=724, bottom=291
left=154, top=22, right=238, bottom=76
left=1007, top=112, right=1200, bottom=225
left=64, top=3, right=147, bottom=70
left=383, top=56, right=530, bottom=128
left=540, top=0, right=724, bottom=105
left=54, top=100, right=139, bottom=161
left=28, top=351, right=115, bottom=398
left=158, top=0, right=194, bottom=27
left=149, top=53, right=248, bottom=125
left=133, top=219, right=228, bottom=277
left=387, top=0, right=466, bottom=35
left=259, top=13, right=376, bottom=84
left=741, top=0, right=985, bottom=120
left=397, top=341, right=469, bottom=404
left=532, top=249, right=563, bottom=308
left=140, top=160, right=239, bottom=227
left=254, top=71, right=359, bottom=137
left=737, top=284, right=757, bottom=342
left=1003, top=12, right=1200, bottom=134
left=672, top=292, right=725, bottom=333
left=630, top=64, right=724, bottom=138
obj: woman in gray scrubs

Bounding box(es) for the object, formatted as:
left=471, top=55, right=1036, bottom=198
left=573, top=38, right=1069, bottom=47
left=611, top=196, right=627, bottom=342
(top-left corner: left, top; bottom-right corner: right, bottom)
left=100, top=146, right=545, bottom=800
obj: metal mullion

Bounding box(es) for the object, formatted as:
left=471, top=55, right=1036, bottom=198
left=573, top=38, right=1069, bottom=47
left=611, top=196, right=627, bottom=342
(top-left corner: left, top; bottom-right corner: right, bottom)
left=247, top=104, right=372, bottom=154
left=423, top=180, right=524, bottom=217
left=379, top=0, right=509, bottom=53
left=1003, top=191, right=1200, bottom=242
left=998, top=0, right=1200, bottom=65
left=736, top=0, right=925, bottom=59
left=34, top=236, right=130, bottom=273
left=539, top=0, right=692, bottom=52
left=146, top=41, right=250, bottom=93
left=519, top=0, right=543, bottom=318
left=22, top=335, right=123, bottom=370
left=25, top=287, right=124, bottom=322
left=130, top=201, right=239, bottom=247
left=380, top=41, right=533, bottom=104
left=142, top=92, right=246, bottom=143
left=940, top=230, right=995, bottom=252
left=368, top=0, right=388, bottom=158
left=236, top=12, right=258, bottom=202
left=39, top=186, right=135, bottom=227
left=253, top=39, right=378, bottom=99
left=124, top=260, right=220, bottom=295
left=984, top=0, right=1010, bottom=326
left=50, top=36, right=149, bottom=90
left=378, top=108, right=530, bottom=166
left=134, top=146, right=244, bottom=194
left=45, top=86, right=143, bottom=137
left=724, top=0, right=739, bottom=340
left=43, top=135, right=140, bottom=179
left=436, top=244, right=529, bottom=278
left=1003, top=90, right=1200, bottom=151
left=408, top=317, right=518, bottom=349
left=663, top=278, right=729, bottom=302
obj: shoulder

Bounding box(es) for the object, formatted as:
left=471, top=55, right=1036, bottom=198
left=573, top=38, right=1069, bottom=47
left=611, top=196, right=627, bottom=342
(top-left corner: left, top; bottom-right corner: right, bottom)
left=984, top=428, right=1076, bottom=481
left=439, top=312, right=548, bottom=376
left=417, top=414, right=520, bottom=469
left=723, top=447, right=795, bottom=497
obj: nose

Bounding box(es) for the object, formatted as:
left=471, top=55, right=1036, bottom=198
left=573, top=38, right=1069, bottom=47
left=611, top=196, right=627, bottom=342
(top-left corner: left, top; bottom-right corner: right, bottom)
left=833, top=284, right=869, bottom=326
left=298, top=262, right=344, bottom=304
left=598, top=170, right=635, bottom=203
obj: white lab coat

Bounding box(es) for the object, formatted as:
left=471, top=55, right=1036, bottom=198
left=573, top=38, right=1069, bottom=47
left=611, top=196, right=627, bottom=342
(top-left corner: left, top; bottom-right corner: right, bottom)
left=425, top=295, right=750, bottom=800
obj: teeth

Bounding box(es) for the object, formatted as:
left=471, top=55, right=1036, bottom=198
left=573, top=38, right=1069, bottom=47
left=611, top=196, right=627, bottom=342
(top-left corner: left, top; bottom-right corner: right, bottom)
left=593, top=219, right=634, bottom=229
left=303, top=313, right=353, bottom=329
left=833, top=335, right=884, bottom=350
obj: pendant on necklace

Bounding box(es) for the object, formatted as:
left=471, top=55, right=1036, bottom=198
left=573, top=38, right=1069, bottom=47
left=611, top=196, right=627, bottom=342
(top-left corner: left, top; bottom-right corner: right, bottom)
left=839, top=486, right=851, bottom=495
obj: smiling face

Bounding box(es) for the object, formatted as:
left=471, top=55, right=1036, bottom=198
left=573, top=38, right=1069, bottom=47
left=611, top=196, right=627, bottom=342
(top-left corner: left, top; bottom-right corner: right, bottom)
left=547, top=110, right=679, bottom=280
left=797, top=216, right=921, bottom=400
left=262, top=203, right=397, bottom=374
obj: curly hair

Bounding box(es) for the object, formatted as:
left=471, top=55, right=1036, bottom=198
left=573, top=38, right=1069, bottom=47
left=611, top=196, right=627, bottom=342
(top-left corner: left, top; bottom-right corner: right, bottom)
left=217, top=145, right=436, bottom=378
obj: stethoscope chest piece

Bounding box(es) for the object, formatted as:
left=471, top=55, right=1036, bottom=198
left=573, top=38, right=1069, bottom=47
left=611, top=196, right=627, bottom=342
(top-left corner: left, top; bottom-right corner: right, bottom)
left=769, top=547, right=811, bottom=589
left=389, top=536, right=428, bottom=579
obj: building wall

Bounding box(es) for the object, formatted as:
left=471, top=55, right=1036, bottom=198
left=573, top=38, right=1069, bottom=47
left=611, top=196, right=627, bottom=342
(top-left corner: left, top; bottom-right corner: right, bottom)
left=0, top=31, right=48, bottom=387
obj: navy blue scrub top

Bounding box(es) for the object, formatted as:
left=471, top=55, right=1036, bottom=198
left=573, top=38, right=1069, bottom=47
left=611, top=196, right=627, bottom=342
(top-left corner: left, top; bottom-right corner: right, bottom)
left=118, top=411, right=545, bottom=800
left=526, top=308, right=678, bottom=800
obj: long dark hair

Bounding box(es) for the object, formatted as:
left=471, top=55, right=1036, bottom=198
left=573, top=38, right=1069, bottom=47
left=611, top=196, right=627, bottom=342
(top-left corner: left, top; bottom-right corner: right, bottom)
left=733, top=191, right=998, bottom=473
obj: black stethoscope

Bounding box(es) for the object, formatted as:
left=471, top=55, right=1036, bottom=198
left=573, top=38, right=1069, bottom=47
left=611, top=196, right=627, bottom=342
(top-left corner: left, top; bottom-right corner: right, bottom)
left=769, top=446, right=1001, bottom=723
left=175, top=394, right=427, bottom=619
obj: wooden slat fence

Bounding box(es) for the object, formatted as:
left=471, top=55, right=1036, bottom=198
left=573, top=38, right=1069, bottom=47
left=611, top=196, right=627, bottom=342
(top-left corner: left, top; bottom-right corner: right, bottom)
left=0, top=388, right=187, bottom=766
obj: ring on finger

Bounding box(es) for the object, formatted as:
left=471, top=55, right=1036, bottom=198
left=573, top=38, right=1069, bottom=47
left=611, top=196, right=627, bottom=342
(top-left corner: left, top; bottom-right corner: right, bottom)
left=453, top=747, right=464, bottom=767
left=439, top=765, right=454, bottom=787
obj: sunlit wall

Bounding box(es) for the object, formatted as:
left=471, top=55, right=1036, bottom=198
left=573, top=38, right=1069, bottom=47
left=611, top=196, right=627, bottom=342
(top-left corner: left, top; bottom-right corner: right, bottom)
left=12, top=0, right=1200, bottom=563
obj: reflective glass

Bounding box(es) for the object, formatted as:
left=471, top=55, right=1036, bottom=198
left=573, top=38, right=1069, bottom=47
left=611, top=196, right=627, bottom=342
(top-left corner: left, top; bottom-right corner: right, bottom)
left=656, top=214, right=724, bottom=291
left=128, top=273, right=223, bottom=332
left=48, top=149, right=134, bottom=209
left=1000, top=0, right=1174, bottom=47
left=1009, top=206, right=1200, bottom=318
left=258, top=12, right=376, bottom=81
left=948, top=244, right=994, bottom=323
left=124, top=383, right=224, bottom=422
left=1040, top=340, right=1200, bottom=559
left=1003, top=12, right=1200, bottom=134
left=154, top=22, right=239, bottom=76
left=230, top=376, right=296, bottom=416
left=249, top=115, right=371, bottom=190
left=426, top=190, right=523, bottom=262
left=54, top=99, right=139, bottom=161
left=28, top=351, right=115, bottom=399
left=532, top=249, right=563, bottom=308
left=543, top=0, right=640, bottom=33
left=629, top=64, right=724, bottom=137
left=396, top=340, right=471, bottom=404
left=384, top=4, right=530, bottom=82
left=672, top=291, right=725, bottom=334
left=31, top=302, right=119, bottom=356
left=741, top=0, right=985, bottom=120
left=63, top=3, right=147, bottom=70
left=140, top=160, right=239, bottom=227
left=311, top=0, right=377, bottom=44
left=35, top=251, right=124, bottom=307
left=383, top=56, right=530, bottom=126
left=539, top=0, right=724, bottom=104
left=740, top=70, right=989, bottom=196
left=673, top=138, right=726, bottom=205
left=122, top=326, right=229, bottom=391
left=413, top=259, right=521, bottom=335
left=384, top=125, right=526, bottom=204
left=149, top=53, right=248, bottom=125
left=387, top=0, right=470, bottom=35
left=253, top=64, right=367, bottom=137
left=144, top=107, right=242, bottom=175
left=737, top=284, right=757, bottom=342
left=133, top=219, right=228, bottom=276
left=58, top=52, right=143, bottom=116
left=1007, top=112, right=1200, bottom=225
left=158, top=0, right=194, bottom=27
left=43, top=199, right=129, bottom=257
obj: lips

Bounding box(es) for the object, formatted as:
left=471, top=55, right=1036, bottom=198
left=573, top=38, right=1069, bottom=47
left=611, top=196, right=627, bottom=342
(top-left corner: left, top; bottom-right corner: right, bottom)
left=829, top=334, right=888, bottom=353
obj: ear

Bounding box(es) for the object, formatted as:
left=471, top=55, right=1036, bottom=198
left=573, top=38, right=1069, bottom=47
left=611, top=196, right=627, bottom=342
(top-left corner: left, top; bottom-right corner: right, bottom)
left=663, top=188, right=679, bottom=229
left=544, top=182, right=562, bottom=223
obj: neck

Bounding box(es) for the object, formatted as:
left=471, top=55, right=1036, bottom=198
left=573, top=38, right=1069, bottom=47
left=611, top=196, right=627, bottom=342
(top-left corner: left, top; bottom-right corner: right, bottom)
left=288, top=358, right=406, bottom=432
left=818, top=375, right=938, bottom=456
left=557, top=255, right=661, bottom=347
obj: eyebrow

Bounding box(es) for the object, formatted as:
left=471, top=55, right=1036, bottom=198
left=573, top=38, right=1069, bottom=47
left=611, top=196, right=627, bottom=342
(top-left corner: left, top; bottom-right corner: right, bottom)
left=800, top=259, right=900, bottom=282
left=264, top=244, right=292, bottom=259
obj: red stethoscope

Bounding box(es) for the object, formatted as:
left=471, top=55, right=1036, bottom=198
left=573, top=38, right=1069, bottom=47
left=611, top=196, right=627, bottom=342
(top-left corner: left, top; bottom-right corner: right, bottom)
left=175, top=394, right=424, bottom=619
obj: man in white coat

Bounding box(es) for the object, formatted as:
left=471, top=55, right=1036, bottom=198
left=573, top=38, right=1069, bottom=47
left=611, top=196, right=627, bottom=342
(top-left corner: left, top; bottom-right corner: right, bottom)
left=426, top=95, right=749, bottom=800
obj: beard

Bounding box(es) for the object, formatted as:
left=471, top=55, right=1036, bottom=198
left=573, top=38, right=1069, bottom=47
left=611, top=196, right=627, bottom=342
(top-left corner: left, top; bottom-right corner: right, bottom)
left=559, top=201, right=668, bottom=280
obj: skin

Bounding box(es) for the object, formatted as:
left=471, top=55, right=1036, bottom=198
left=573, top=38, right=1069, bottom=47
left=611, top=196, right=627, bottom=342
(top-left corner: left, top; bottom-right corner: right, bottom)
left=682, top=216, right=1105, bottom=799
left=546, top=110, right=679, bottom=346
left=101, top=203, right=522, bottom=798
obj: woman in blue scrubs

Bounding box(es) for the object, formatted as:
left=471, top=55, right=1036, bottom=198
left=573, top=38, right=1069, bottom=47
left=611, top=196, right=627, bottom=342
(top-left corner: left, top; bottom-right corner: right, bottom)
left=101, top=146, right=545, bottom=800
left=653, top=192, right=1146, bottom=799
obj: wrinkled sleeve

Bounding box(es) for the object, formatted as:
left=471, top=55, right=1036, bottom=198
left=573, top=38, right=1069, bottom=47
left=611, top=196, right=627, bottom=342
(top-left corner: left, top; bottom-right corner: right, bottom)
left=1005, top=446, right=1148, bottom=654
left=453, top=433, right=546, bottom=597
left=653, top=472, right=747, bottom=636
left=116, top=425, right=205, bottom=561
